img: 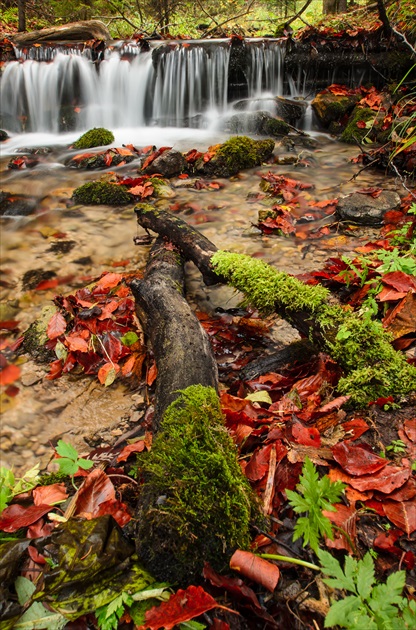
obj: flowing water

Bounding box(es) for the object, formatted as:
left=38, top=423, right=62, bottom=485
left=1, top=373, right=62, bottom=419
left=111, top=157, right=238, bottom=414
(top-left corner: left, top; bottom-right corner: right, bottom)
left=0, top=41, right=396, bottom=471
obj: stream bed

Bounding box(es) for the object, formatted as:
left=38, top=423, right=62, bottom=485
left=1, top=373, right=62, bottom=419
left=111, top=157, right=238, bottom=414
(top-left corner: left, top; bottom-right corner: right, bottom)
left=0, top=128, right=395, bottom=471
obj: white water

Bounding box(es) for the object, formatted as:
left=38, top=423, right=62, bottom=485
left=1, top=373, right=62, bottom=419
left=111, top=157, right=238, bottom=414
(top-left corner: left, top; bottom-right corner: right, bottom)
left=0, top=40, right=290, bottom=135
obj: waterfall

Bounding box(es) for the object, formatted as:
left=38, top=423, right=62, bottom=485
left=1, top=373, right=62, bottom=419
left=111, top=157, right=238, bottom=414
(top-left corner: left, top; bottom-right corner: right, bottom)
left=0, top=40, right=288, bottom=134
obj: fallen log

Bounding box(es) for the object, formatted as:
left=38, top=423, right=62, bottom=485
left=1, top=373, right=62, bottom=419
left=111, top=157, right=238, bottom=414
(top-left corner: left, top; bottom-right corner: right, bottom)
left=130, top=238, right=218, bottom=431
left=134, top=204, right=416, bottom=406
left=130, top=238, right=260, bottom=583
left=12, top=20, right=110, bottom=46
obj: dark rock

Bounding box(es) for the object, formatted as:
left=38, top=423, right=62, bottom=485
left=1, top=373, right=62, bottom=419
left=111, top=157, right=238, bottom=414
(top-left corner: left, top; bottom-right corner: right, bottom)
left=312, top=92, right=360, bottom=129
left=233, top=96, right=306, bottom=125
left=0, top=130, right=9, bottom=142
left=194, top=136, right=275, bottom=178
left=143, top=149, right=187, bottom=177
left=0, top=192, right=37, bottom=217
left=48, top=241, right=76, bottom=254
left=22, top=269, right=57, bottom=291
left=223, top=110, right=290, bottom=137
left=336, top=191, right=401, bottom=226
left=12, top=20, right=110, bottom=46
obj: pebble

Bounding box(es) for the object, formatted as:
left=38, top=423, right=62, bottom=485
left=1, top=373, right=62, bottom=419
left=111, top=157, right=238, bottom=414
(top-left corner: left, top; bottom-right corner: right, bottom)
left=21, top=449, right=35, bottom=460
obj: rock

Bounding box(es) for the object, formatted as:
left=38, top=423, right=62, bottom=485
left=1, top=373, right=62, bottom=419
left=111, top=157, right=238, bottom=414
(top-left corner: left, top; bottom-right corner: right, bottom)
left=12, top=20, right=111, bottom=46
left=233, top=96, right=306, bottom=125
left=223, top=110, right=290, bottom=137
left=312, top=92, right=360, bottom=129
left=340, top=106, right=384, bottom=144
left=0, top=130, right=9, bottom=142
left=143, top=149, right=187, bottom=177
left=194, top=135, right=275, bottom=178
left=72, top=127, right=114, bottom=150
left=336, top=191, right=401, bottom=226
left=0, top=192, right=37, bottom=217
left=72, top=181, right=131, bottom=205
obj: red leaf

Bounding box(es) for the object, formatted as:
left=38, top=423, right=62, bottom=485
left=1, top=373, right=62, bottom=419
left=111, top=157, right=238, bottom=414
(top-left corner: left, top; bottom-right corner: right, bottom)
left=332, top=442, right=388, bottom=476
left=356, top=120, right=367, bottom=129
left=94, top=498, right=131, bottom=527
left=0, top=504, right=52, bottom=533
left=229, top=550, right=280, bottom=592
left=347, top=465, right=410, bottom=494
left=382, top=271, right=416, bottom=293
left=66, top=333, right=89, bottom=352
left=74, top=468, right=115, bottom=518
left=47, top=312, right=67, bottom=340
left=104, top=152, right=113, bottom=167
left=203, top=562, right=262, bottom=610
left=139, top=585, right=219, bottom=630
left=356, top=187, right=383, bottom=198
left=33, top=483, right=68, bottom=506
left=46, top=359, right=63, bottom=380
left=0, top=363, right=20, bottom=385
left=98, top=361, right=120, bottom=385
left=291, top=421, right=321, bottom=447
left=384, top=500, right=416, bottom=535
left=341, top=418, right=370, bottom=440
left=245, top=444, right=273, bottom=482
left=117, top=440, right=146, bottom=462
left=28, top=545, right=46, bottom=565
left=404, top=418, right=416, bottom=442
left=34, top=278, right=59, bottom=291
left=95, top=272, right=123, bottom=290
left=324, top=503, right=357, bottom=553
left=147, top=361, right=157, bottom=386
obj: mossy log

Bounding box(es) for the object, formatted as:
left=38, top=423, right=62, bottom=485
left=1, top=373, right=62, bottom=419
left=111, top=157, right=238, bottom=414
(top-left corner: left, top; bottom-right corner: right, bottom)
left=130, top=238, right=259, bottom=583
left=134, top=206, right=416, bottom=406
left=130, top=238, right=218, bottom=431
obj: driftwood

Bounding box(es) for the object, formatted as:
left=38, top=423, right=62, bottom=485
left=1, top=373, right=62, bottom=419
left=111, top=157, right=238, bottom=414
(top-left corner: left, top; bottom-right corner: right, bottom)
left=130, top=237, right=218, bottom=432
left=12, top=20, right=110, bottom=46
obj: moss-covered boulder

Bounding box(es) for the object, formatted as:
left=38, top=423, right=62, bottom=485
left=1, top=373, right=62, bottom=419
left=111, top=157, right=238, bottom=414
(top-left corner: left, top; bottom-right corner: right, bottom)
left=195, top=136, right=275, bottom=178
left=135, top=385, right=260, bottom=583
left=72, top=127, right=114, bottom=150
left=340, top=106, right=382, bottom=144
left=312, top=92, right=360, bottom=130
left=225, top=111, right=290, bottom=137
left=72, top=181, right=131, bottom=205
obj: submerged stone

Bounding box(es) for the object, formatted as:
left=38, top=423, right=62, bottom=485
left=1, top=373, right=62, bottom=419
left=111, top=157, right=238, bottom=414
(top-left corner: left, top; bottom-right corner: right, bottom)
left=336, top=190, right=401, bottom=225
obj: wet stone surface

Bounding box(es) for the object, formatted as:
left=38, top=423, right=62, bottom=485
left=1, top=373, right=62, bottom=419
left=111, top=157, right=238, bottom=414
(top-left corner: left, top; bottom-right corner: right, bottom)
left=0, top=131, right=399, bottom=471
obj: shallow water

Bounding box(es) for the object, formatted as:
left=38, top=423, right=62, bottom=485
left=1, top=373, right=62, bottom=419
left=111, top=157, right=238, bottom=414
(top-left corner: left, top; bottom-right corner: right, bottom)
left=0, top=129, right=395, bottom=470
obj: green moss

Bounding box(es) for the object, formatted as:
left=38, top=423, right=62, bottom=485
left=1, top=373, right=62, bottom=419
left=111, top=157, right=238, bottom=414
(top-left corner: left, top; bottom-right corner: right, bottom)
left=211, top=250, right=329, bottom=315
left=135, top=385, right=259, bottom=583
left=263, top=117, right=291, bottom=137
left=23, top=304, right=57, bottom=362
left=72, top=181, right=131, bottom=205
left=211, top=136, right=274, bottom=177
left=72, top=127, right=114, bottom=149
left=210, top=251, right=416, bottom=406
left=340, top=107, right=378, bottom=144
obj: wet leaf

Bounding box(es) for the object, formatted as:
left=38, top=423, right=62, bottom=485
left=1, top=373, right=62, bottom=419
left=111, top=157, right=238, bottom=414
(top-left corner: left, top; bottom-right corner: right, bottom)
left=332, top=442, right=388, bottom=476
left=0, top=504, right=53, bottom=533
left=202, top=562, right=262, bottom=610
left=229, top=550, right=280, bottom=592
left=347, top=465, right=410, bottom=494
left=138, top=585, right=219, bottom=630
left=0, top=363, right=20, bottom=385
left=33, top=484, right=68, bottom=506
left=384, top=500, right=416, bottom=535
left=98, top=362, right=120, bottom=386
left=117, top=440, right=146, bottom=462
left=74, top=468, right=115, bottom=518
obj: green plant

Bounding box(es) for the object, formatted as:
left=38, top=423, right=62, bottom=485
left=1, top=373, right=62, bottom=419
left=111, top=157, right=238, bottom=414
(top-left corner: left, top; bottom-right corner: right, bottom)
left=317, top=549, right=416, bottom=629
left=55, top=440, right=93, bottom=478
left=286, top=458, right=346, bottom=552
left=385, top=439, right=407, bottom=455
left=390, top=65, right=416, bottom=162
left=96, top=592, right=134, bottom=630
left=0, top=464, right=40, bottom=513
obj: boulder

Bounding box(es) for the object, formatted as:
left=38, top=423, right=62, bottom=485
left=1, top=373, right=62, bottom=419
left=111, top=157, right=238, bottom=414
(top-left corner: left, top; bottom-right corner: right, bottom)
left=194, top=136, right=275, bottom=178
left=0, top=192, right=37, bottom=217
left=223, top=111, right=290, bottom=137
left=0, top=130, right=9, bottom=142
left=312, top=92, right=361, bottom=130
left=12, top=20, right=110, bottom=46
left=143, top=149, right=187, bottom=177
left=233, top=96, right=306, bottom=125
left=336, top=191, right=401, bottom=226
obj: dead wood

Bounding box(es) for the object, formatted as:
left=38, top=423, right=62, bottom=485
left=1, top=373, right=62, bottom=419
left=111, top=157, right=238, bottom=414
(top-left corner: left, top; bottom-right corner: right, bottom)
left=239, top=339, right=317, bottom=382
left=130, top=238, right=218, bottom=432
left=12, top=20, right=110, bottom=45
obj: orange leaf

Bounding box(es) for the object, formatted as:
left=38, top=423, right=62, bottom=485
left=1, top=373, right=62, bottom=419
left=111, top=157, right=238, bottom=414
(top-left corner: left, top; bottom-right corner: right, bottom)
left=147, top=361, right=157, bottom=385
left=230, top=550, right=280, bottom=591
left=66, top=333, right=90, bottom=352
left=47, top=312, right=67, bottom=340
left=116, top=147, right=134, bottom=156
left=0, top=363, right=20, bottom=386
left=98, top=362, right=120, bottom=385
left=117, top=440, right=146, bottom=462
left=96, top=272, right=122, bottom=290
left=33, top=483, right=68, bottom=506
left=104, top=152, right=113, bottom=167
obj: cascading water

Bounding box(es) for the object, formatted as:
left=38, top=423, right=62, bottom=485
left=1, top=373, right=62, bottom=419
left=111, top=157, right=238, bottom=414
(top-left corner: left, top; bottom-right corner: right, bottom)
left=0, top=39, right=290, bottom=134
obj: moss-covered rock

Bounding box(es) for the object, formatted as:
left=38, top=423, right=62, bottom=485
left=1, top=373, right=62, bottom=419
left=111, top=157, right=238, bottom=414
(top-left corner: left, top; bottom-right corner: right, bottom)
left=312, top=92, right=360, bottom=129
left=196, top=136, right=274, bottom=178
left=72, top=127, right=114, bottom=150
left=210, top=250, right=416, bottom=406
left=263, top=116, right=291, bottom=137
left=135, top=385, right=260, bottom=583
left=72, top=181, right=131, bottom=205
left=340, top=106, right=380, bottom=144
left=23, top=304, right=58, bottom=362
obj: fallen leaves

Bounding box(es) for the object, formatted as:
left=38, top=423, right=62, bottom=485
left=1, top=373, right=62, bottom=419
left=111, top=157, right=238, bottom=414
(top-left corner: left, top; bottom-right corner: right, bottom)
left=230, top=550, right=280, bottom=591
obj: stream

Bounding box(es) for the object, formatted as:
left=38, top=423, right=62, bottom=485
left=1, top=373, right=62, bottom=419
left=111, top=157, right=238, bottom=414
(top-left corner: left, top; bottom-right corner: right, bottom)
left=0, top=41, right=399, bottom=472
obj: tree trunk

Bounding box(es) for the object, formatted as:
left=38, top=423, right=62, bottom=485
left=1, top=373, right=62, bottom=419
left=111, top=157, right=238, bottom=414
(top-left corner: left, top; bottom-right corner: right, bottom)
left=323, top=0, right=347, bottom=15
left=18, top=0, right=26, bottom=32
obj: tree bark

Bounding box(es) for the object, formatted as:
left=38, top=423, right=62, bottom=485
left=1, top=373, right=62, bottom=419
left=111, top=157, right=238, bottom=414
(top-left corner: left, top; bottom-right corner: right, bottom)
left=18, top=0, right=26, bottom=32
left=130, top=238, right=218, bottom=432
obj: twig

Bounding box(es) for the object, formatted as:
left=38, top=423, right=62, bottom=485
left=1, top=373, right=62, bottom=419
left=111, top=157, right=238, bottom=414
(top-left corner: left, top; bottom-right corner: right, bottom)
left=285, top=0, right=314, bottom=28
left=201, top=0, right=256, bottom=38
